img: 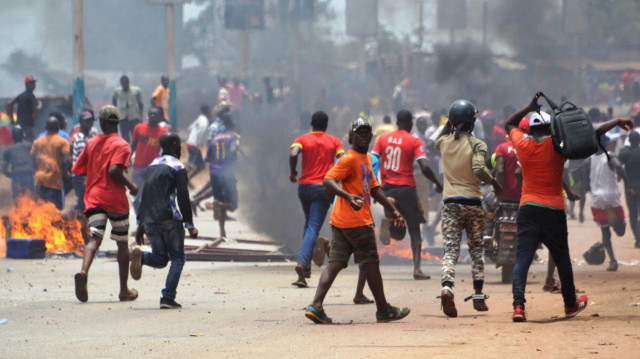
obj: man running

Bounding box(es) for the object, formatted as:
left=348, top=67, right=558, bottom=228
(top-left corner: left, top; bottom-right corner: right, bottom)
left=436, top=100, right=501, bottom=318
left=505, top=94, right=633, bottom=322
left=289, top=111, right=344, bottom=287
left=72, top=105, right=139, bottom=303
left=207, top=114, right=240, bottom=238
left=131, top=132, right=198, bottom=309
left=372, top=110, right=443, bottom=280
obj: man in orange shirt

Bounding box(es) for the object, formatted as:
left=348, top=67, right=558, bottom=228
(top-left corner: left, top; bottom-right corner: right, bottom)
left=31, top=116, right=70, bottom=210
left=151, top=75, right=170, bottom=123
left=505, top=94, right=633, bottom=322
left=304, top=117, right=410, bottom=324
left=289, top=111, right=344, bottom=288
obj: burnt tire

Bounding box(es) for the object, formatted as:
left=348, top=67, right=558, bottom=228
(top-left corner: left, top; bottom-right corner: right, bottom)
left=501, top=263, right=514, bottom=284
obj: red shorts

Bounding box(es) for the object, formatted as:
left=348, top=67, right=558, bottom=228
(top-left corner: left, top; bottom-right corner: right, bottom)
left=591, top=206, right=625, bottom=227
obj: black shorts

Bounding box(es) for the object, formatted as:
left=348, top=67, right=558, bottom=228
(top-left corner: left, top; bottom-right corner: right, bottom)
left=382, top=184, right=426, bottom=227
left=211, top=175, right=238, bottom=210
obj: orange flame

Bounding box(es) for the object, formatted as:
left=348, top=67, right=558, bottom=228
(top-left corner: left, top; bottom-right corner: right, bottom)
left=0, top=196, right=84, bottom=257
left=378, top=241, right=442, bottom=261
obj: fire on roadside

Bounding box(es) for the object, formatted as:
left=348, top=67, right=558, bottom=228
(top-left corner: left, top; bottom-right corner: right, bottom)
left=0, top=195, right=84, bottom=257
left=378, top=241, right=442, bottom=261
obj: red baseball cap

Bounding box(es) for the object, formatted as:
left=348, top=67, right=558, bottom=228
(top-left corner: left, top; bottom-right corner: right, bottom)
left=24, top=75, right=36, bottom=83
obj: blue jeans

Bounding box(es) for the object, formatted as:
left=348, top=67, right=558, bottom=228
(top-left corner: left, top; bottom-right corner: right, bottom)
left=36, top=186, right=63, bottom=210
left=141, top=220, right=186, bottom=300
left=512, top=205, right=576, bottom=309
left=297, top=184, right=331, bottom=266
left=72, top=175, right=87, bottom=212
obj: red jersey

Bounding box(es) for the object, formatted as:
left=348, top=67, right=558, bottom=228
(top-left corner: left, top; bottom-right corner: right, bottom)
left=132, top=122, right=168, bottom=168
left=371, top=129, right=426, bottom=187
left=72, top=133, right=131, bottom=215
left=495, top=141, right=521, bottom=202
left=290, top=131, right=344, bottom=185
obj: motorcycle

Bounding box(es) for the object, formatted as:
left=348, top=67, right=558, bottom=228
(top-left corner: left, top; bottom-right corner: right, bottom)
left=484, top=201, right=519, bottom=284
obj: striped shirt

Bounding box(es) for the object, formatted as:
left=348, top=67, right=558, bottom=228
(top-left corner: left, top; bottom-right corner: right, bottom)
left=71, top=130, right=96, bottom=176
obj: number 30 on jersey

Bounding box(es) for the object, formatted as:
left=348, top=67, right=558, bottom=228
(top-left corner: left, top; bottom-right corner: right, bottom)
left=383, top=146, right=401, bottom=171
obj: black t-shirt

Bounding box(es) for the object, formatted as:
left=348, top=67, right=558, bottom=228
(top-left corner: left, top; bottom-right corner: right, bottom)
left=619, top=146, right=640, bottom=187
left=3, top=141, right=35, bottom=176
left=15, top=91, right=37, bottom=127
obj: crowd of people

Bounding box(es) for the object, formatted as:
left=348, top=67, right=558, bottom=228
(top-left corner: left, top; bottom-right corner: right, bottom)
left=2, top=70, right=639, bottom=324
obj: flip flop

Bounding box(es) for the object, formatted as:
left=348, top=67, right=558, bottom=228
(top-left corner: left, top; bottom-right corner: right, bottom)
left=353, top=297, right=374, bottom=304
left=119, top=288, right=139, bottom=302
left=291, top=279, right=308, bottom=288
left=74, top=272, right=88, bottom=303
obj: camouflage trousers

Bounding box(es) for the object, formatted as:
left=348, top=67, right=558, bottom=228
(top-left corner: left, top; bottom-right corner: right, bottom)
left=441, top=202, right=486, bottom=285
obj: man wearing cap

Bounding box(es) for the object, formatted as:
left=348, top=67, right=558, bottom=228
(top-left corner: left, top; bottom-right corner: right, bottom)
left=112, top=75, right=144, bottom=144
left=5, top=75, right=38, bottom=141
left=304, top=116, right=410, bottom=324
left=70, top=111, right=96, bottom=213
left=504, top=95, right=634, bottom=322
left=72, top=105, right=139, bottom=303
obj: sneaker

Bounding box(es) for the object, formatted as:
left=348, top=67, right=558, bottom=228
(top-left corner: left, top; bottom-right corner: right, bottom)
left=512, top=305, right=526, bottom=322
left=305, top=305, right=332, bottom=324
left=440, top=286, right=457, bottom=318
left=130, top=246, right=142, bottom=280
left=379, top=218, right=391, bottom=245
left=376, top=303, right=410, bottom=323
left=606, top=261, right=618, bottom=272
left=160, top=297, right=182, bottom=309
left=565, top=295, right=588, bottom=317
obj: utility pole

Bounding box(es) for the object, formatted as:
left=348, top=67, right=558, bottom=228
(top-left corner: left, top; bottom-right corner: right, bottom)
left=165, top=3, right=177, bottom=130
left=72, top=0, right=84, bottom=126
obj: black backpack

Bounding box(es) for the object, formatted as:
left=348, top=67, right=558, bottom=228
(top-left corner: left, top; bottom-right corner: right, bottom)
left=538, top=93, right=600, bottom=160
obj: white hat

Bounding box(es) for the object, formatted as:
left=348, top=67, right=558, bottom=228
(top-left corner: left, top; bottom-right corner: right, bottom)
left=529, top=111, right=551, bottom=127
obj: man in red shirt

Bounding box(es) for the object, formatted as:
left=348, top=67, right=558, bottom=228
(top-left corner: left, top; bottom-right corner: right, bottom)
left=372, top=110, right=443, bottom=280
left=130, top=106, right=168, bottom=215
left=289, top=111, right=345, bottom=288
left=495, top=141, right=521, bottom=203
left=72, top=105, right=139, bottom=303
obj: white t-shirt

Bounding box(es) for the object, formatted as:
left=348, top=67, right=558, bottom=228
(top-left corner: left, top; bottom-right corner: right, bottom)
left=187, top=114, right=209, bottom=148
left=590, top=152, right=622, bottom=209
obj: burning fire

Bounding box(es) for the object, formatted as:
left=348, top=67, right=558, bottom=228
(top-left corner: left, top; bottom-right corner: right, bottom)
left=0, top=195, right=85, bottom=257
left=378, top=241, right=442, bottom=261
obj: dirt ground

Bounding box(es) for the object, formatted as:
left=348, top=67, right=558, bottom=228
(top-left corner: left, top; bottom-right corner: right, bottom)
left=1, top=198, right=639, bottom=359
